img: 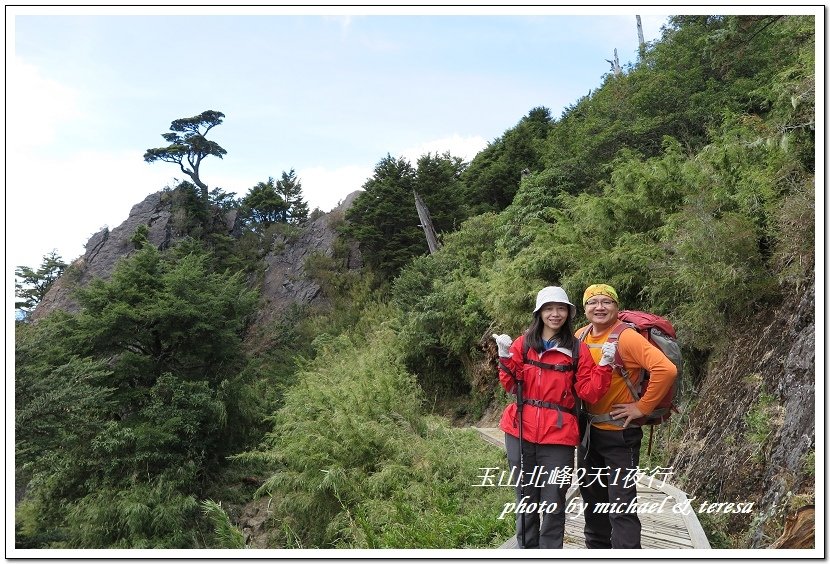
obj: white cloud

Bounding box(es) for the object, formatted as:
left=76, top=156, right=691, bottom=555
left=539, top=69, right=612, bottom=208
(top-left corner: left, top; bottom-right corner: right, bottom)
left=7, top=149, right=176, bottom=269
left=7, top=57, right=83, bottom=147
left=296, top=164, right=374, bottom=212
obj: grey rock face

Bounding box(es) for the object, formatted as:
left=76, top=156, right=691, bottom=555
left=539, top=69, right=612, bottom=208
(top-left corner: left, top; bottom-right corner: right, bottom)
left=256, top=191, right=362, bottom=324
left=32, top=191, right=175, bottom=320
left=748, top=279, right=815, bottom=547
left=669, top=277, right=815, bottom=548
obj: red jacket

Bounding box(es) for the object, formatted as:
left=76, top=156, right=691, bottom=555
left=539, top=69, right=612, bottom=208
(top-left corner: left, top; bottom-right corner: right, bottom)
left=498, top=335, right=611, bottom=446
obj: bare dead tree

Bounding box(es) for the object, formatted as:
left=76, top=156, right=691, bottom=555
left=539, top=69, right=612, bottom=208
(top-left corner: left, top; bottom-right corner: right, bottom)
left=413, top=190, right=441, bottom=254
left=636, top=15, right=646, bottom=59
left=606, top=48, right=622, bottom=77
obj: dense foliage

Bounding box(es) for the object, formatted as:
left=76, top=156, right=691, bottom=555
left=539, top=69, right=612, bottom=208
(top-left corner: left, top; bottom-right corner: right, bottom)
left=240, top=170, right=310, bottom=229
left=343, top=152, right=469, bottom=280
left=15, top=246, right=260, bottom=548
left=16, top=14, right=814, bottom=550
left=463, top=106, right=554, bottom=213
left=378, top=14, right=815, bottom=396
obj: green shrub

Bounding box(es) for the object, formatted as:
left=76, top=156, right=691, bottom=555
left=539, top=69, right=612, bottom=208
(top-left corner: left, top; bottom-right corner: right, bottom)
left=392, top=214, right=499, bottom=395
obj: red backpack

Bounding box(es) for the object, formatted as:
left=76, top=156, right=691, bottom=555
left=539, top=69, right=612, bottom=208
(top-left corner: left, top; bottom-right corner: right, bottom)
left=616, top=311, right=681, bottom=425
left=580, top=310, right=682, bottom=426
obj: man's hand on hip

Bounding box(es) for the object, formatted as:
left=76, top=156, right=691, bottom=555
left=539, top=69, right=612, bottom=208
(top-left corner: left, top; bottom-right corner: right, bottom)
left=610, top=402, right=644, bottom=428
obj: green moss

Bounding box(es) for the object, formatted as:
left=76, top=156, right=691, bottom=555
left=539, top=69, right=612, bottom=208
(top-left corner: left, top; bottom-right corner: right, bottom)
left=802, top=449, right=815, bottom=477
left=744, top=392, right=777, bottom=458
left=697, top=511, right=734, bottom=548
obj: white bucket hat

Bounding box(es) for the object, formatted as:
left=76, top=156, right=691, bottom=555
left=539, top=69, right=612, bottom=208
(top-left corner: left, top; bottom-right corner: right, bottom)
left=533, top=286, right=576, bottom=318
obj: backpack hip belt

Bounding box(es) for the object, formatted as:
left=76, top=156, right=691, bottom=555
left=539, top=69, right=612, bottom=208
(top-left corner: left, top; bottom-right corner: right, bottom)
left=521, top=398, right=577, bottom=429
left=585, top=411, right=640, bottom=428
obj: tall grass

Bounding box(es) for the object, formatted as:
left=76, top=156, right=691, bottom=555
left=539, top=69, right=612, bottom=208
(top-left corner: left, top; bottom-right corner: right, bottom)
left=239, top=303, right=514, bottom=548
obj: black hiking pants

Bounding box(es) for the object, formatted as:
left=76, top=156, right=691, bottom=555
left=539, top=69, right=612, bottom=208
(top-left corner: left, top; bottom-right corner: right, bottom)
left=577, top=426, right=644, bottom=549
left=505, top=433, right=573, bottom=549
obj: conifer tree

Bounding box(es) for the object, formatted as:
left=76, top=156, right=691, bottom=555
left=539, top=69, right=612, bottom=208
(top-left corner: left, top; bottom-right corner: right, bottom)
left=241, top=177, right=288, bottom=229
left=344, top=155, right=423, bottom=279
left=276, top=169, right=309, bottom=224
left=15, top=250, right=67, bottom=317
left=414, top=152, right=468, bottom=232
left=144, top=110, right=227, bottom=206
left=15, top=245, right=259, bottom=548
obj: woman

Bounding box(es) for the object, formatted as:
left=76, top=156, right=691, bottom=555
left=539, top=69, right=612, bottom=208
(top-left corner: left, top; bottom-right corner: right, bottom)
left=492, top=286, right=616, bottom=549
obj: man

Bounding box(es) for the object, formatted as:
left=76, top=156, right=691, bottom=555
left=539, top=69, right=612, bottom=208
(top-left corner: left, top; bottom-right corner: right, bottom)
left=575, top=284, right=677, bottom=549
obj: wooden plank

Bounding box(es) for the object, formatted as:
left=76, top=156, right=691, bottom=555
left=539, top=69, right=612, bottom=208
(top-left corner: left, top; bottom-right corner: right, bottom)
left=644, top=475, right=712, bottom=549
left=475, top=427, right=710, bottom=550
left=641, top=527, right=695, bottom=544
left=567, top=517, right=693, bottom=547
left=647, top=518, right=688, bottom=529
left=649, top=518, right=690, bottom=529
left=474, top=427, right=505, bottom=449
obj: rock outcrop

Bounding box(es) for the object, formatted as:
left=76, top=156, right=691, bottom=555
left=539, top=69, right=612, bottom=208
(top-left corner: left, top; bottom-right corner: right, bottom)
left=31, top=191, right=177, bottom=321
left=32, top=189, right=363, bottom=325
left=256, top=190, right=362, bottom=326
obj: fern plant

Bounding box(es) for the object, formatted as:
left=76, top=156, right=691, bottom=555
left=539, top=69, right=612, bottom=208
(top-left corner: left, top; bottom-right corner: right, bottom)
left=200, top=500, right=246, bottom=549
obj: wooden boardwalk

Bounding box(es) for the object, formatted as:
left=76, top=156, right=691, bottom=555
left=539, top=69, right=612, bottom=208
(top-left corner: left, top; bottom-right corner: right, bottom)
left=474, top=427, right=710, bottom=550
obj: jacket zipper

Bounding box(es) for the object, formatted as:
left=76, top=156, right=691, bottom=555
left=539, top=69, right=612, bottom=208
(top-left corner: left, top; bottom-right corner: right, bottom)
left=536, top=354, right=543, bottom=434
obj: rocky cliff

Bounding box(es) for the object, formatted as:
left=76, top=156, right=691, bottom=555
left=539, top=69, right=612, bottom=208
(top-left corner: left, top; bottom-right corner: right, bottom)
left=254, top=190, right=362, bottom=328
left=32, top=189, right=363, bottom=325
left=668, top=277, right=815, bottom=548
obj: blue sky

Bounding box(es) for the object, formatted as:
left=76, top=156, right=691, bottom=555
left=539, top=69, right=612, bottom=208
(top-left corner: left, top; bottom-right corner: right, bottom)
left=5, top=6, right=680, bottom=273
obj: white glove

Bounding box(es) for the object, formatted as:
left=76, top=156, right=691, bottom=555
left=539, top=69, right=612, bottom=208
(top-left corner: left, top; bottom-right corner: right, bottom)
left=599, top=341, right=617, bottom=366
left=492, top=334, right=513, bottom=358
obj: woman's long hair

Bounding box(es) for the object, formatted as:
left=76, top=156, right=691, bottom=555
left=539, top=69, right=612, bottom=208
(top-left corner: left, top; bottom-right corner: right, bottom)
left=524, top=309, right=576, bottom=355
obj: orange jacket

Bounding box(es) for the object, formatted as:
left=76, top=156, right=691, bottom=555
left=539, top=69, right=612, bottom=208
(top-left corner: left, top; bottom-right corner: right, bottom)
left=498, top=335, right=611, bottom=446
left=575, top=323, right=677, bottom=431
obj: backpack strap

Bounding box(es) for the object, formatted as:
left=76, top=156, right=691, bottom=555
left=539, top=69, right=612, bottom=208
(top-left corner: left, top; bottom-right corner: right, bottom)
left=523, top=337, right=580, bottom=375
left=571, top=339, right=582, bottom=418
left=585, top=412, right=629, bottom=428
left=522, top=336, right=576, bottom=369
left=618, top=368, right=642, bottom=402
left=579, top=322, right=642, bottom=402
left=521, top=335, right=582, bottom=429
left=525, top=358, right=577, bottom=372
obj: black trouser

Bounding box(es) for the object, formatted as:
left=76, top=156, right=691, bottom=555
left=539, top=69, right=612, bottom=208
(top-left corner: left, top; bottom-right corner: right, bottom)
left=577, top=426, right=643, bottom=549
left=505, top=433, right=573, bottom=549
